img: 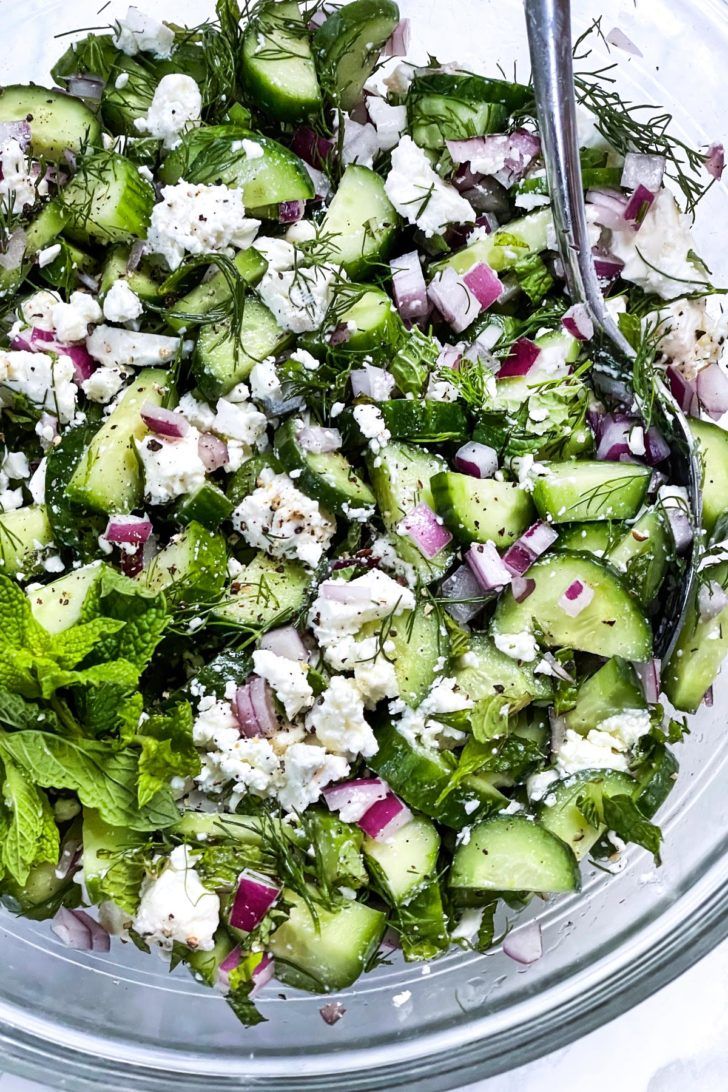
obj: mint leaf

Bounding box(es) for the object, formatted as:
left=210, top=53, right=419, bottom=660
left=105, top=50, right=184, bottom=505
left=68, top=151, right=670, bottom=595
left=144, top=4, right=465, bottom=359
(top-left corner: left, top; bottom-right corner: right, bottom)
left=0, top=686, right=51, bottom=730
left=33, top=657, right=140, bottom=700
left=602, top=794, right=663, bottom=864
left=0, top=574, right=50, bottom=654
left=49, top=617, right=125, bottom=669
left=135, top=703, right=199, bottom=807
left=1, top=758, right=59, bottom=885
left=81, top=569, right=169, bottom=671
left=512, top=252, right=554, bottom=303
left=226, top=955, right=267, bottom=1027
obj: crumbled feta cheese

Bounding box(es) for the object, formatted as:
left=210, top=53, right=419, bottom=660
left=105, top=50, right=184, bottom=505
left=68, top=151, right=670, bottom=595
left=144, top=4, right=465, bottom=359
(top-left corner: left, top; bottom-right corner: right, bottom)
left=86, top=326, right=183, bottom=368
left=135, top=428, right=207, bottom=504
left=134, top=73, right=202, bottom=149
left=276, top=742, right=349, bottom=813
left=235, top=138, right=265, bottom=159
left=249, top=357, right=283, bottom=406
left=147, top=180, right=260, bottom=271
left=385, top=136, right=475, bottom=237
left=526, top=769, right=559, bottom=802
left=258, top=262, right=337, bottom=334
left=509, top=454, right=551, bottom=493
left=369, top=535, right=418, bottom=588
left=28, top=458, right=46, bottom=505
left=252, top=649, right=314, bottom=720
left=306, top=675, right=378, bottom=759
left=2, top=449, right=29, bottom=481
left=20, top=289, right=59, bottom=332
left=493, top=630, right=540, bottom=663
left=352, top=403, right=391, bottom=454
left=133, top=845, right=219, bottom=951
left=37, top=243, right=61, bottom=268
left=595, top=709, right=651, bottom=749
left=366, top=97, right=407, bottom=151
left=113, top=6, right=175, bottom=58
left=555, top=727, right=634, bottom=776
left=0, top=350, right=77, bottom=423
left=82, top=365, right=131, bottom=404
left=392, top=990, right=412, bottom=1008
left=52, top=292, right=102, bottom=343
left=103, top=281, right=143, bottom=323
left=214, top=397, right=267, bottom=445
left=610, top=189, right=704, bottom=300
left=395, top=676, right=471, bottom=751
left=655, top=296, right=726, bottom=371
left=231, top=467, right=335, bottom=567
left=339, top=114, right=380, bottom=168
left=289, top=347, right=320, bottom=371
left=308, top=568, right=416, bottom=647
left=0, top=138, right=46, bottom=213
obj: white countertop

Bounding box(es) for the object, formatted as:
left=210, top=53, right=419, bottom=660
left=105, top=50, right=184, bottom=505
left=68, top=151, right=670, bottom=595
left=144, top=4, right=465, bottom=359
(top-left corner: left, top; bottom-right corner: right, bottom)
left=2, top=936, right=727, bottom=1092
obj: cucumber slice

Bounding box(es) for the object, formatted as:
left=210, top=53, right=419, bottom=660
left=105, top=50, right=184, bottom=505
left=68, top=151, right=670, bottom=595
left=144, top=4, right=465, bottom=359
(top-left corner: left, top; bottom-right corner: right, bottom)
left=532, top=461, right=651, bottom=523
left=175, top=482, right=234, bottom=530
left=319, top=165, right=398, bottom=279
left=166, top=248, right=267, bottom=332
left=274, top=418, right=375, bottom=516
left=39, top=240, right=97, bottom=291
left=243, top=1, right=322, bottom=122
left=67, top=369, right=169, bottom=514
left=27, top=561, right=104, bottom=633
left=368, top=721, right=507, bottom=829
left=24, top=201, right=68, bottom=257
left=454, top=633, right=553, bottom=704
left=449, top=815, right=580, bottom=894
left=359, top=605, right=448, bottom=708
left=393, top=878, right=450, bottom=960
left=407, top=73, right=515, bottom=150
left=689, top=417, right=728, bottom=533
left=269, top=891, right=385, bottom=991
left=606, top=506, right=671, bottom=606
left=0, top=84, right=101, bottom=159
left=434, top=208, right=552, bottom=277
left=342, top=400, right=468, bottom=446
left=82, top=808, right=144, bottom=907
left=193, top=298, right=291, bottom=400
left=3, top=858, right=75, bottom=913
left=363, top=814, right=440, bottom=905
left=137, top=522, right=228, bottom=605
left=537, top=770, right=637, bottom=860
left=61, top=153, right=155, bottom=245
left=100, top=246, right=165, bottom=304
left=563, top=658, right=645, bottom=735
left=0, top=505, right=53, bottom=579
left=558, top=521, right=622, bottom=556
left=431, top=471, right=534, bottom=546
left=633, top=742, right=678, bottom=818
left=492, top=551, right=653, bottom=661
left=302, top=285, right=404, bottom=363
left=159, top=126, right=314, bottom=214
left=313, top=0, right=400, bottom=111
left=212, top=552, right=311, bottom=629
left=663, top=559, right=728, bottom=712
left=100, top=56, right=156, bottom=135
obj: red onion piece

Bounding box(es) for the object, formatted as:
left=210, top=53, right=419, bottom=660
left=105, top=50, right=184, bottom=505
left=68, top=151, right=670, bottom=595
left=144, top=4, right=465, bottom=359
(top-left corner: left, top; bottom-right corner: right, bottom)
left=259, top=625, right=308, bottom=662
left=511, top=575, right=535, bottom=602
left=586, top=187, right=629, bottom=231
left=541, top=653, right=575, bottom=685
left=390, top=250, right=429, bottom=324
left=704, top=142, right=725, bottom=181
left=437, top=343, right=463, bottom=370
left=633, top=658, right=661, bottom=704
left=67, top=75, right=104, bottom=101
left=596, top=412, right=641, bottom=462
left=251, top=952, right=275, bottom=994
left=558, top=579, right=594, bottom=617
left=12, top=327, right=96, bottom=382
left=198, top=432, right=229, bottom=471
left=562, top=303, right=594, bottom=342
left=440, top=564, right=486, bottom=624
left=428, top=268, right=481, bottom=334
left=290, top=126, right=334, bottom=169
left=592, top=252, right=624, bottom=286
left=73, top=909, right=111, bottom=952
left=466, top=541, right=512, bottom=591
left=704, top=685, right=714, bottom=708
left=698, top=580, right=728, bottom=622
left=503, top=921, right=543, bottom=965
left=55, top=836, right=82, bottom=882
left=0, top=120, right=31, bottom=148
left=140, top=402, right=189, bottom=439
left=696, top=362, right=728, bottom=419
left=230, top=870, right=281, bottom=933
left=0, top=227, right=27, bottom=273
left=382, top=17, right=411, bottom=57
left=350, top=363, right=395, bottom=401
left=357, top=791, right=413, bottom=841
left=234, top=677, right=279, bottom=737
left=323, top=777, right=389, bottom=821
left=463, top=262, right=503, bottom=310
left=605, top=26, right=643, bottom=56
left=446, top=131, right=541, bottom=187
left=399, top=502, right=453, bottom=559
left=104, top=514, right=153, bottom=544
left=661, top=499, right=693, bottom=554
left=279, top=200, right=305, bottom=224
left=498, top=337, right=541, bottom=378
left=297, top=425, right=342, bottom=453
left=549, top=707, right=567, bottom=751
left=666, top=365, right=698, bottom=416
left=621, top=152, right=665, bottom=192
left=51, top=907, right=91, bottom=951
left=453, top=441, right=498, bottom=479
left=320, top=1001, right=347, bottom=1025
left=119, top=544, right=145, bottom=578
left=643, top=425, right=670, bottom=465
left=623, top=184, right=655, bottom=229
left=126, top=239, right=147, bottom=273
left=503, top=521, right=559, bottom=576
left=216, top=944, right=242, bottom=990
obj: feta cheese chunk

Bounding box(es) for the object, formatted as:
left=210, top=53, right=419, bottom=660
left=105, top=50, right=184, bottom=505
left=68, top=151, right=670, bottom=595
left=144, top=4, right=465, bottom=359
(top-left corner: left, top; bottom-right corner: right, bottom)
left=0, top=350, right=77, bottom=423
left=306, top=675, right=378, bottom=759
left=51, top=292, right=102, bottom=343
left=82, top=366, right=131, bottom=404
left=134, top=73, right=202, bottom=149
left=0, top=138, right=46, bottom=213
left=493, top=630, right=540, bottom=663
left=252, top=649, right=314, bottom=720
left=86, top=326, right=182, bottom=368
left=135, top=428, right=207, bottom=504
left=395, top=676, right=471, bottom=752
left=231, top=467, right=335, bottom=567
left=385, top=135, right=475, bottom=237
left=147, top=180, right=260, bottom=271
left=133, top=845, right=219, bottom=951
left=555, top=728, right=632, bottom=776
left=276, top=742, right=349, bottom=813
left=102, top=281, right=143, bottom=323
left=20, top=289, right=60, bottom=332
left=352, top=404, right=391, bottom=454
left=308, top=568, right=416, bottom=647
left=113, top=6, right=175, bottom=58
left=610, top=189, right=705, bottom=300
left=258, top=262, right=337, bottom=334
left=366, top=97, right=407, bottom=151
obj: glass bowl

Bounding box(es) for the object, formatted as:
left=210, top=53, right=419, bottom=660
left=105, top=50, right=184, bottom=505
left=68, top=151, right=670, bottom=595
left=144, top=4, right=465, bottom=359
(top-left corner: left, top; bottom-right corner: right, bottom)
left=1, top=0, right=728, bottom=1087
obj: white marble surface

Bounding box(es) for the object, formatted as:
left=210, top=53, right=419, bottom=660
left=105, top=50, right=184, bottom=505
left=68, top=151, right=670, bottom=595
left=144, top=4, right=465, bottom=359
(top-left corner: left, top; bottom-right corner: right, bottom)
left=1, top=937, right=727, bottom=1091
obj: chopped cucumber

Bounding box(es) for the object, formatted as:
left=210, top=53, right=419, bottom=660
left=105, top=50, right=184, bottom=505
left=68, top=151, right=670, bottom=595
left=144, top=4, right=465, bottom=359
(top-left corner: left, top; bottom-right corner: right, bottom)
left=274, top=418, right=376, bottom=516
left=606, top=507, right=672, bottom=606
left=558, top=521, right=622, bottom=555
left=0, top=84, right=101, bottom=159
left=359, top=605, right=448, bottom=708
left=193, top=298, right=291, bottom=400
left=434, top=208, right=552, bottom=276
left=61, top=153, right=155, bottom=245
left=563, top=658, right=645, bottom=734
left=67, top=369, right=169, bottom=514
left=537, top=770, right=637, bottom=860
left=689, top=417, right=728, bottom=533
left=492, top=551, right=653, bottom=661
left=243, top=1, right=322, bottom=122
left=407, top=73, right=516, bottom=149
left=212, top=552, right=311, bottom=629
left=137, top=523, right=228, bottom=605
left=23, top=201, right=68, bottom=258
left=663, top=559, right=728, bottom=712
left=175, top=482, right=234, bottom=530
left=431, top=471, right=534, bottom=546
left=100, top=56, right=156, bottom=135
left=313, top=0, right=400, bottom=111
left=302, top=285, right=404, bottom=363
left=532, top=461, right=651, bottom=524
left=381, top=400, right=469, bottom=443
left=0, top=505, right=53, bottom=579
left=82, top=808, right=144, bottom=907
left=100, top=246, right=164, bottom=304
left=269, top=891, right=385, bottom=992
left=363, top=815, right=440, bottom=905
left=319, top=164, right=399, bottom=278
left=454, top=633, right=553, bottom=704
left=166, top=248, right=267, bottom=332
left=449, top=815, right=580, bottom=894
left=187, top=930, right=236, bottom=988
left=27, top=561, right=105, bottom=633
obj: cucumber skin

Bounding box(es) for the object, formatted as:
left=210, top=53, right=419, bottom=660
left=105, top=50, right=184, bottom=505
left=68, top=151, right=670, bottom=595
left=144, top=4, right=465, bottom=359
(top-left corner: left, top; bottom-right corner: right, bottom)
left=380, top=401, right=469, bottom=443
left=242, top=1, right=322, bottom=123
left=690, top=417, right=728, bottom=534
left=212, top=553, right=311, bottom=630
left=532, top=461, right=651, bottom=524
left=537, top=770, right=637, bottom=861
left=449, top=815, right=580, bottom=893
left=193, top=300, right=292, bottom=401
left=0, top=506, right=53, bottom=579
left=176, top=483, right=234, bottom=530
left=319, top=164, right=399, bottom=278
left=0, top=84, right=101, bottom=159
left=663, top=559, right=728, bottom=712
left=61, top=154, right=155, bottom=245
left=563, top=657, right=644, bottom=735
left=431, top=471, right=535, bottom=547
left=314, top=0, right=400, bottom=111
left=137, top=523, right=228, bottom=605
left=274, top=418, right=376, bottom=515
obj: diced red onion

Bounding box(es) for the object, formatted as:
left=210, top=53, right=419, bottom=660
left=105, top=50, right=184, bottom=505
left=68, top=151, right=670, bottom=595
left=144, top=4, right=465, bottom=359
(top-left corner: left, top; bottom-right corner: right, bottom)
left=463, top=262, right=503, bottom=310
left=127, top=239, right=147, bottom=273
left=661, top=500, right=693, bottom=554
left=592, top=251, right=624, bottom=285
left=511, top=575, right=535, bottom=602
left=452, top=163, right=480, bottom=192
left=704, top=685, right=714, bottom=708
left=633, top=658, right=661, bottom=704
left=251, top=952, right=275, bottom=994
left=586, top=187, right=629, bottom=231
left=503, top=521, right=559, bottom=576
left=466, top=541, right=512, bottom=591
left=562, top=303, right=594, bottom=342
left=666, top=365, right=699, bottom=416
left=290, top=126, right=334, bottom=169
left=0, top=227, right=26, bottom=273
left=52, top=907, right=107, bottom=952
left=446, top=131, right=540, bottom=187
left=427, top=268, right=481, bottom=333
left=234, top=677, right=279, bottom=737
left=558, top=579, right=594, bottom=616
left=320, top=580, right=375, bottom=604
left=503, top=921, right=543, bottom=965
left=606, top=26, right=643, bottom=56
left=104, top=514, right=153, bottom=544
left=350, top=363, right=395, bottom=401
left=0, top=120, right=31, bottom=148
left=696, top=361, right=728, bottom=419
left=73, top=910, right=111, bottom=952
left=621, top=152, right=665, bottom=193
left=198, top=432, right=229, bottom=471
left=216, top=945, right=242, bottom=990
left=140, top=403, right=189, bottom=439
left=541, top=653, right=575, bottom=684
left=259, top=625, right=308, bottom=662
left=323, top=777, right=389, bottom=822
left=67, top=75, right=104, bottom=102
left=643, top=425, right=670, bottom=465
left=390, top=250, right=429, bottom=324
left=648, top=469, right=668, bottom=494
left=12, top=327, right=96, bottom=382
left=440, top=564, right=486, bottom=624
left=399, top=502, right=453, bottom=559
left=460, top=180, right=510, bottom=216
left=357, top=791, right=413, bottom=841
left=55, top=836, right=82, bottom=881
left=437, top=343, right=463, bottom=370
left=447, top=136, right=492, bottom=166
left=704, top=142, right=725, bottom=181
left=328, top=322, right=352, bottom=347
left=382, top=17, right=411, bottom=57
left=297, top=424, right=342, bottom=453
left=279, top=200, right=305, bottom=224
left=453, top=441, right=498, bottom=479
left=498, top=337, right=541, bottom=378
left=230, top=870, right=280, bottom=933
left=698, top=580, right=728, bottom=622
left=320, top=1001, right=346, bottom=1025
left=119, top=544, right=145, bottom=578
left=623, top=184, right=655, bottom=229
left=596, top=412, right=640, bottom=462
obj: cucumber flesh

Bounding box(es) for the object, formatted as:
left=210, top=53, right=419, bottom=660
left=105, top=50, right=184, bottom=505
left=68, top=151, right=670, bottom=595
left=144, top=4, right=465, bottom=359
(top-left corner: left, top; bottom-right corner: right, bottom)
left=435, top=208, right=552, bottom=276
left=563, top=658, right=645, bottom=735
left=193, top=298, right=291, bottom=401
left=537, top=770, right=637, bottom=860
left=212, top=552, right=311, bottom=629
left=689, top=417, right=728, bottom=533
left=407, top=73, right=513, bottom=150
left=431, top=471, right=535, bottom=546
left=359, top=605, right=448, bottom=708
left=319, top=164, right=398, bottom=279
left=61, top=153, right=155, bottom=245
left=274, top=418, right=375, bottom=516
left=166, top=248, right=267, bottom=332
left=606, top=506, right=672, bottom=606
left=449, top=815, right=580, bottom=893
left=313, top=0, right=400, bottom=111
left=558, top=521, right=623, bottom=556
left=454, top=633, right=553, bottom=704
left=532, top=461, right=651, bottom=524
left=27, top=561, right=104, bottom=633
left=663, top=559, right=728, bottom=712
left=137, top=522, right=228, bottom=605
left=0, top=505, right=53, bottom=579
left=100, top=56, right=156, bottom=135
left=363, top=814, right=440, bottom=905
left=243, top=1, right=322, bottom=122
left=0, top=84, right=101, bottom=159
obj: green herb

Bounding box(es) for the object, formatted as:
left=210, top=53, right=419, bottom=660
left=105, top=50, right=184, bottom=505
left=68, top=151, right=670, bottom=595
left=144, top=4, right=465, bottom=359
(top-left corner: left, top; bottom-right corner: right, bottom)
left=602, top=793, right=663, bottom=863
left=512, top=252, right=554, bottom=304
left=1, top=758, right=59, bottom=886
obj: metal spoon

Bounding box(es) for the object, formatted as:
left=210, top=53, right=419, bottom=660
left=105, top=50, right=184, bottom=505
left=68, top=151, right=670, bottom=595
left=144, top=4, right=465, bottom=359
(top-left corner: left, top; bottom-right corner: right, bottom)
left=524, top=0, right=702, bottom=661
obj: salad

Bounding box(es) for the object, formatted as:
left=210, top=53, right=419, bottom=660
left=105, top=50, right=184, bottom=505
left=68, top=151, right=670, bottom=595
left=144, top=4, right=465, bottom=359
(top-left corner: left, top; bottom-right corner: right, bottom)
left=0, top=0, right=725, bottom=1027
